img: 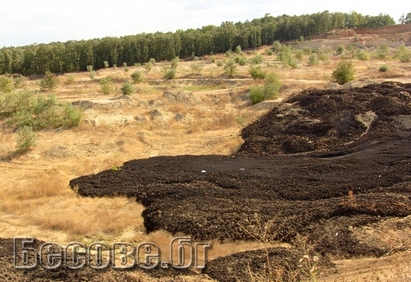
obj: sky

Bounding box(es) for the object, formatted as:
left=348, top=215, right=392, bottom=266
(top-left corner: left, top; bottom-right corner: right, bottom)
left=0, top=0, right=407, bottom=47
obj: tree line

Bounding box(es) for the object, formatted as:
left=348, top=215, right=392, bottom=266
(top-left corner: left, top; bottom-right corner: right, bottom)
left=0, top=11, right=395, bottom=76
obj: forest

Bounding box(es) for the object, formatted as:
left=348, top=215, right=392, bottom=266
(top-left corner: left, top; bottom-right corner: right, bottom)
left=0, top=10, right=395, bottom=76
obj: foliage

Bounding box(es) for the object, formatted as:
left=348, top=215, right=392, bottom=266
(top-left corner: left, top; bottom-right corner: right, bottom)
left=379, top=65, right=389, bottom=72
left=123, top=63, right=129, bottom=72
left=249, top=73, right=281, bottom=104
left=191, top=62, right=204, bottom=73
left=374, top=43, right=389, bottom=59
left=302, top=46, right=312, bottom=54
left=224, top=59, right=237, bottom=78
left=398, top=12, right=411, bottom=24
left=396, top=44, right=411, bottom=63
left=249, top=66, right=266, bottom=79
left=99, top=77, right=115, bottom=95
left=0, top=11, right=396, bottom=76
left=121, top=81, right=134, bottom=95
left=40, top=71, right=59, bottom=91
left=331, top=61, right=355, bottom=85
left=15, top=126, right=37, bottom=153
left=235, top=45, right=242, bottom=54
left=336, top=45, right=345, bottom=55
left=308, top=54, right=319, bottom=66
left=0, top=75, right=14, bottom=93
left=250, top=54, right=263, bottom=64
left=0, top=90, right=82, bottom=130
left=164, top=68, right=176, bottom=79
left=235, top=56, right=247, bottom=66
left=131, top=70, right=144, bottom=83
left=356, top=50, right=370, bottom=61
left=295, top=50, right=303, bottom=60
left=317, top=50, right=330, bottom=62
left=170, top=57, right=179, bottom=69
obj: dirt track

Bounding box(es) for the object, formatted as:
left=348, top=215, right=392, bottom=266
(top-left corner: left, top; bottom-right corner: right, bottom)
left=66, top=82, right=411, bottom=280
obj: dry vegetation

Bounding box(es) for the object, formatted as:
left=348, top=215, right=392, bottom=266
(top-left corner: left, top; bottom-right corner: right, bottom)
left=1, top=38, right=411, bottom=281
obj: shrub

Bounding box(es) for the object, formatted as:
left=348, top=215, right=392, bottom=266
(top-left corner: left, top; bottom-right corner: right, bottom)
left=396, top=45, right=411, bottom=63
left=224, top=59, right=237, bottom=78
left=86, top=65, right=93, bottom=72
left=164, top=68, right=176, bottom=79
left=249, top=73, right=281, bottom=104
left=131, top=70, right=144, bottom=83
left=250, top=54, right=263, bottom=64
left=121, top=81, right=134, bottom=95
left=145, top=62, right=153, bottom=72
left=0, top=75, right=14, bottom=93
left=149, top=58, right=156, bottom=64
left=336, top=45, right=345, bottom=55
left=15, top=126, right=37, bottom=153
left=170, top=57, right=179, bottom=69
left=374, top=44, right=389, bottom=59
left=295, top=50, right=304, bottom=60
left=317, top=50, right=330, bottom=62
left=265, top=48, right=273, bottom=56
left=235, top=45, right=242, bottom=54
left=216, top=60, right=223, bottom=67
left=302, top=46, right=312, bottom=55
left=249, top=66, right=266, bottom=79
left=211, top=56, right=216, bottom=63
left=123, top=63, right=129, bottom=72
left=356, top=50, right=370, bottom=61
left=40, top=71, right=59, bottom=91
left=235, top=56, right=247, bottom=66
left=331, top=61, right=355, bottom=85
left=65, top=74, right=75, bottom=85
left=379, top=65, right=389, bottom=72
left=100, top=77, right=115, bottom=95
left=308, top=54, right=319, bottom=66
left=272, top=41, right=281, bottom=52
left=0, top=90, right=83, bottom=130
left=103, top=61, right=109, bottom=68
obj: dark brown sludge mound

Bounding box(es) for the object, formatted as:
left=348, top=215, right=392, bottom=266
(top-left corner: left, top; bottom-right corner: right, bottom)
left=67, top=82, right=411, bottom=281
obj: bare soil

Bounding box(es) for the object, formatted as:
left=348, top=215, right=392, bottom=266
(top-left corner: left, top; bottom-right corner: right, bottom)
left=66, top=82, right=411, bottom=281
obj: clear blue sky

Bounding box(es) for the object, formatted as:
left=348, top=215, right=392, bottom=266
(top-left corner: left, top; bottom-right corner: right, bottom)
left=0, top=0, right=406, bottom=47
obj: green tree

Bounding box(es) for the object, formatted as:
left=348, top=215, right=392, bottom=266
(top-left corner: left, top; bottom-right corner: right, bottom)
left=100, top=77, right=115, bottom=95
left=331, top=61, right=355, bottom=85
left=398, top=12, right=411, bottom=24
left=131, top=70, right=144, bottom=83
left=224, top=59, right=237, bottom=78
left=121, top=81, right=134, bottom=95
left=15, top=126, right=37, bottom=153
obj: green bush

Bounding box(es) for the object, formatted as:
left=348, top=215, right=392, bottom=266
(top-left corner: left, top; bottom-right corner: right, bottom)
left=249, top=66, right=266, bottom=79
left=331, top=61, right=355, bottom=85
left=302, top=46, right=312, bottom=55
left=224, top=59, right=237, bottom=78
left=265, top=48, right=273, bottom=56
left=374, top=44, right=389, bottom=59
left=123, top=63, right=129, bottom=72
left=356, top=50, right=370, bottom=61
left=317, top=50, right=330, bottom=62
left=170, top=57, right=179, bottom=69
left=0, top=75, right=14, bottom=93
left=250, top=54, right=263, bottom=64
left=103, top=61, right=109, bottom=68
left=164, top=68, right=176, bottom=79
left=272, top=41, right=281, bottom=52
left=308, top=54, right=319, bottom=66
left=15, top=126, right=37, bottom=153
left=40, top=71, right=59, bottom=91
left=336, top=45, right=345, bottom=55
left=396, top=45, right=411, bottom=63
left=249, top=73, right=281, bottom=104
left=121, top=81, right=134, bottom=95
left=235, top=45, right=242, bottom=54
left=295, top=50, right=303, bottom=60
left=191, top=62, right=204, bottom=73
left=235, top=56, right=247, bottom=66
left=149, top=58, right=156, bottom=64
left=379, top=65, right=389, bottom=72
left=0, top=90, right=82, bottom=130
left=145, top=62, right=153, bottom=72
left=99, top=77, right=115, bottom=95
left=131, top=70, right=144, bottom=83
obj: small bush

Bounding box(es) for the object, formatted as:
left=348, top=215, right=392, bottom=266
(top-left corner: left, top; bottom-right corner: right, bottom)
left=374, top=44, right=389, bottom=59
left=216, top=60, right=223, bottom=67
left=249, top=66, right=266, bottom=79
left=249, top=73, right=281, bottom=104
left=272, top=41, right=281, bottom=52
left=131, top=70, right=144, bottom=83
left=103, top=61, right=109, bottom=68
left=100, top=77, right=115, bottom=95
left=224, top=59, right=237, bottom=78
left=308, top=54, right=319, bottom=66
left=379, top=65, right=389, bottom=72
left=295, top=50, right=304, bottom=60
left=235, top=56, right=247, bottom=66
left=396, top=45, right=411, bottom=63
left=336, top=45, right=345, bottom=55
left=15, top=126, right=37, bottom=153
left=331, top=61, right=355, bottom=85
left=40, top=71, right=59, bottom=91
left=302, top=46, right=312, bottom=55
left=170, top=57, right=179, bottom=69
left=86, top=65, right=93, bottom=72
left=211, top=56, right=216, bottom=63
left=149, top=58, right=156, bottom=64
left=356, top=50, right=370, bottom=61
left=235, top=45, right=242, bottom=54
left=191, top=62, right=204, bottom=73
left=317, top=50, right=330, bottom=62
left=123, top=63, right=129, bottom=72
left=145, top=62, right=153, bottom=72
left=164, top=68, right=176, bottom=79
left=265, top=48, right=273, bottom=56
left=0, top=75, right=14, bottom=93
left=121, top=81, right=134, bottom=95
left=65, top=74, right=75, bottom=85
left=250, top=54, right=263, bottom=64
